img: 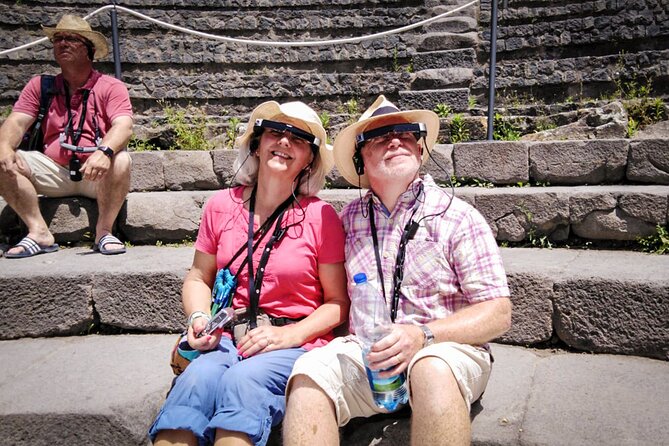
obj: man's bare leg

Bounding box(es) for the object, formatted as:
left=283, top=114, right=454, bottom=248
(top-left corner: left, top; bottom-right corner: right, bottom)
left=0, top=158, right=54, bottom=255
left=410, top=357, right=471, bottom=446
left=283, top=374, right=339, bottom=446
left=94, top=151, right=130, bottom=251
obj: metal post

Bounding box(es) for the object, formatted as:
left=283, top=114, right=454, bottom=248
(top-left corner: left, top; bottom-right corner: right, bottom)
left=110, top=2, right=122, bottom=80
left=486, top=0, right=499, bottom=140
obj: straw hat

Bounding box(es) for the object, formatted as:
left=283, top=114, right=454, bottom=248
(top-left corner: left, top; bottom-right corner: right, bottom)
left=332, top=95, right=440, bottom=188
left=43, top=15, right=108, bottom=60
left=236, top=101, right=333, bottom=174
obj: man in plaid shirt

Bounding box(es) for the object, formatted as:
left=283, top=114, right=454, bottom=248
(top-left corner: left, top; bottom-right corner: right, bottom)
left=284, top=96, right=512, bottom=446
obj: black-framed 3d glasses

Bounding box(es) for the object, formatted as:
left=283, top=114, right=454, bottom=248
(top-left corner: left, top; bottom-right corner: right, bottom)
left=254, top=119, right=320, bottom=154
left=355, top=122, right=427, bottom=149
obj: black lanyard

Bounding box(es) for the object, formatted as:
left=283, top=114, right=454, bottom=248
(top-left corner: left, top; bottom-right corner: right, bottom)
left=246, top=186, right=294, bottom=328
left=63, top=85, right=90, bottom=147
left=369, top=194, right=421, bottom=322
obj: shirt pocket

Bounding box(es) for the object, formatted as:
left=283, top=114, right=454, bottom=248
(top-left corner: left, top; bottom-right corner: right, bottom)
left=401, top=240, right=446, bottom=293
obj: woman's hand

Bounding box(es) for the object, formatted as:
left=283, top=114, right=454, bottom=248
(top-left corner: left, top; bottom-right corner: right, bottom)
left=236, top=325, right=297, bottom=358
left=187, top=317, right=221, bottom=352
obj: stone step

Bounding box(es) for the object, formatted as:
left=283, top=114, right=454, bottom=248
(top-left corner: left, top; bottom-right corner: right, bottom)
left=1, top=246, right=667, bottom=359
left=0, top=336, right=666, bottom=446
left=1, top=139, right=667, bottom=246
left=2, top=183, right=667, bottom=246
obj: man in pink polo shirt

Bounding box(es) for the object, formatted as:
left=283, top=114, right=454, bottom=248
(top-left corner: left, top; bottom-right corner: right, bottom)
left=0, top=14, right=133, bottom=258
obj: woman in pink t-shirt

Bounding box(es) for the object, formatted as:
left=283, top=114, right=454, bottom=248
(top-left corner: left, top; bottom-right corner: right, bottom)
left=150, top=101, right=349, bottom=446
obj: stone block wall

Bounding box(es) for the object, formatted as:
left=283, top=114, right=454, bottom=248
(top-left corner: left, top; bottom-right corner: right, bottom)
left=1, top=0, right=666, bottom=125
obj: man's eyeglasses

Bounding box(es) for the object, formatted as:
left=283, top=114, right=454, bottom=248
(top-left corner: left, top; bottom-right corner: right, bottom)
left=50, top=35, right=88, bottom=46
left=254, top=119, right=320, bottom=154
left=355, top=122, right=427, bottom=150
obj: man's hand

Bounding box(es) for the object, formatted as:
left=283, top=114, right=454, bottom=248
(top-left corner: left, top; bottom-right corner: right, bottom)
left=365, top=324, right=424, bottom=378
left=80, top=150, right=111, bottom=181
left=0, top=150, right=18, bottom=174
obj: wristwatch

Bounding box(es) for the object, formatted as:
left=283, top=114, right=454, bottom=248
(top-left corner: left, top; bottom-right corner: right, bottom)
left=419, top=324, right=435, bottom=348
left=97, top=146, right=114, bottom=159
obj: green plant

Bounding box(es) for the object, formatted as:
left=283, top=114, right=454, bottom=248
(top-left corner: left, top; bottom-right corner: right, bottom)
left=433, top=103, right=452, bottom=118
left=319, top=111, right=330, bottom=130
left=225, top=117, right=241, bottom=149
left=518, top=204, right=553, bottom=249
left=493, top=113, right=521, bottom=141
left=627, top=117, right=639, bottom=138
left=345, top=98, right=359, bottom=123
left=637, top=225, right=669, bottom=255
left=535, top=116, right=557, bottom=132
left=163, top=103, right=211, bottom=151
left=468, top=96, right=477, bottom=109
left=392, top=48, right=400, bottom=73
left=449, top=113, right=469, bottom=143
left=0, top=106, right=11, bottom=119
left=127, top=136, right=159, bottom=152
left=405, top=58, right=414, bottom=74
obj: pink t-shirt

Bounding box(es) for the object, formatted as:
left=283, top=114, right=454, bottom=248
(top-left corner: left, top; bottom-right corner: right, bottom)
left=195, top=186, right=346, bottom=350
left=13, top=70, right=133, bottom=166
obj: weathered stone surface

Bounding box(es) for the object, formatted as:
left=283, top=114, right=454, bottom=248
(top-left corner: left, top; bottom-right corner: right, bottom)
left=412, top=48, right=477, bottom=71
left=454, top=141, right=528, bottom=184
left=633, top=121, right=669, bottom=140
left=211, top=149, right=240, bottom=187
left=415, top=31, right=479, bottom=52
left=120, top=191, right=216, bottom=243
left=571, top=209, right=658, bottom=240
left=94, top=273, right=185, bottom=332
left=529, top=140, right=628, bottom=185
left=522, top=353, right=668, bottom=445
left=163, top=150, right=221, bottom=191
left=627, top=139, right=669, bottom=184
left=498, top=273, right=553, bottom=345
left=424, top=16, right=478, bottom=33
left=0, top=276, right=92, bottom=340
left=0, top=334, right=174, bottom=446
left=399, top=88, right=470, bottom=113
left=473, top=188, right=570, bottom=241
left=553, top=279, right=669, bottom=359
left=421, top=143, right=454, bottom=182
left=39, top=197, right=99, bottom=244
left=411, top=68, right=473, bottom=89
left=521, top=102, right=628, bottom=141
left=129, top=151, right=166, bottom=192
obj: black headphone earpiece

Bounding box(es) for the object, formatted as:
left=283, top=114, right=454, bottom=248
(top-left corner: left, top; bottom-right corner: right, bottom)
left=352, top=148, right=365, bottom=175
left=249, top=122, right=264, bottom=154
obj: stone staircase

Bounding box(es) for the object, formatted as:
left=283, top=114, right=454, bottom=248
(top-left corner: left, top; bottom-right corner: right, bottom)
left=1, top=138, right=668, bottom=445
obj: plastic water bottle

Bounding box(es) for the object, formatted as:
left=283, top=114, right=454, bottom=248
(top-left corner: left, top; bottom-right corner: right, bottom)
left=349, top=272, right=408, bottom=411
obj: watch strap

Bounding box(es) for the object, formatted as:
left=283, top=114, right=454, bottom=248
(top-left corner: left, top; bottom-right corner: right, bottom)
left=420, top=324, right=435, bottom=348
left=97, top=146, right=114, bottom=159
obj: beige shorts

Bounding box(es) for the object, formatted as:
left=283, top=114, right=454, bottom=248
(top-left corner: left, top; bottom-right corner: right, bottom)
left=17, top=150, right=131, bottom=199
left=288, top=336, right=492, bottom=426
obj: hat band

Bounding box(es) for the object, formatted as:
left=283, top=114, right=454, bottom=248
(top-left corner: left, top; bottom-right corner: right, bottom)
left=370, top=105, right=400, bottom=117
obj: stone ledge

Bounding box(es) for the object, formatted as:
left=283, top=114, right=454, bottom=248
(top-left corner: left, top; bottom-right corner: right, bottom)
left=1, top=184, right=667, bottom=245
left=1, top=246, right=667, bottom=359
left=0, top=337, right=666, bottom=446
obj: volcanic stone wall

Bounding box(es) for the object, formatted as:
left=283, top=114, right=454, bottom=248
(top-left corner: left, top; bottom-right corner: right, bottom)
left=0, top=0, right=667, bottom=119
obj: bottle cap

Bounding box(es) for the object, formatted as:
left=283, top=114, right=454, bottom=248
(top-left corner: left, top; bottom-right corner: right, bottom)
left=353, top=273, right=367, bottom=284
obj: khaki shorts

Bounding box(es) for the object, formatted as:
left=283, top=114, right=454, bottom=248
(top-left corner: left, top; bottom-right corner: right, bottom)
left=17, top=150, right=131, bottom=199
left=288, top=336, right=492, bottom=426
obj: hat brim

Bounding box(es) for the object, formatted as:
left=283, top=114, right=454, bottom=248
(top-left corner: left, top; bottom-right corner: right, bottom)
left=43, top=26, right=109, bottom=60
left=333, top=109, right=440, bottom=189
left=236, top=101, right=333, bottom=173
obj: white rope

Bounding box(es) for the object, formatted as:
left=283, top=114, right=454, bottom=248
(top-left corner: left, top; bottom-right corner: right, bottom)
left=0, top=0, right=479, bottom=56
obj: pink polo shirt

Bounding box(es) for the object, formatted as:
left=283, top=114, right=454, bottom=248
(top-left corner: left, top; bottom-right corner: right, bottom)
left=195, top=186, right=346, bottom=350
left=13, top=70, right=133, bottom=166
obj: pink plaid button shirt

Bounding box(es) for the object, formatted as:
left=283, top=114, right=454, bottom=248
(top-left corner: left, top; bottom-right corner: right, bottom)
left=341, top=175, right=509, bottom=328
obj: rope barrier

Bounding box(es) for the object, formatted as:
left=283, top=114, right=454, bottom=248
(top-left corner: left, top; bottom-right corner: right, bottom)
left=0, top=0, right=479, bottom=56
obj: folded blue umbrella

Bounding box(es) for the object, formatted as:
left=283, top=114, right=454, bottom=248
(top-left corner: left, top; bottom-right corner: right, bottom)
left=211, top=268, right=237, bottom=316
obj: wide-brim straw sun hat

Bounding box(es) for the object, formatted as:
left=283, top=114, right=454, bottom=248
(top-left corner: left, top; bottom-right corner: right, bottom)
left=236, top=101, right=334, bottom=174
left=43, top=14, right=109, bottom=60
left=332, top=95, right=440, bottom=189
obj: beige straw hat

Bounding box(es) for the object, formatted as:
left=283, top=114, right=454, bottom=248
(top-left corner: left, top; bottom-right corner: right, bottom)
left=43, top=15, right=109, bottom=60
